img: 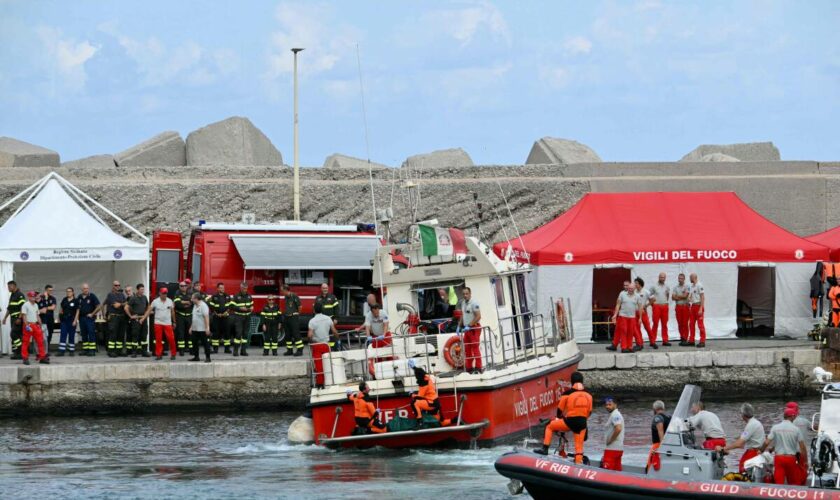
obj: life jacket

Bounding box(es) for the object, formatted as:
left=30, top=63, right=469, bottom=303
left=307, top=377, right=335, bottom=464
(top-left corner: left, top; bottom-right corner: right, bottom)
left=830, top=286, right=840, bottom=310
left=417, top=375, right=438, bottom=401
left=558, top=383, right=593, bottom=419
left=350, top=392, right=376, bottom=419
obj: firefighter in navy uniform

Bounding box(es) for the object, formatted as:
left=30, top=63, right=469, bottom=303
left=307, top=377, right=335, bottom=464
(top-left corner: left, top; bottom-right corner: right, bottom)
left=229, top=281, right=253, bottom=357
left=173, top=281, right=193, bottom=356
left=208, top=283, right=231, bottom=354
left=104, top=281, right=127, bottom=357
left=3, top=281, right=26, bottom=359
left=314, top=283, right=340, bottom=325
left=260, top=295, right=281, bottom=356
left=280, top=285, right=303, bottom=356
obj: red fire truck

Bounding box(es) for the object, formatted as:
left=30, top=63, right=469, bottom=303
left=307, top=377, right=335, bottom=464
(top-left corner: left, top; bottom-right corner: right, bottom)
left=150, top=220, right=381, bottom=330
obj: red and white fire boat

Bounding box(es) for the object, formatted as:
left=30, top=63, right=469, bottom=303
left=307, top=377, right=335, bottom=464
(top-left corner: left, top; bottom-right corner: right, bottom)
left=291, top=229, right=582, bottom=449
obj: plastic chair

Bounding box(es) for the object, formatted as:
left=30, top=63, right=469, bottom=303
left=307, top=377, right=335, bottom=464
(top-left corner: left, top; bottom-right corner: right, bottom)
left=247, top=315, right=263, bottom=346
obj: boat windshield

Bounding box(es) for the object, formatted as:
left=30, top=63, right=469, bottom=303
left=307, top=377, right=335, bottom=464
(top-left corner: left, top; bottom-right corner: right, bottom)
left=665, top=384, right=702, bottom=435
left=818, top=384, right=840, bottom=433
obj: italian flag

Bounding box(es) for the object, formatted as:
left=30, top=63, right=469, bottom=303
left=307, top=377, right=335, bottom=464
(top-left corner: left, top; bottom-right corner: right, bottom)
left=419, top=224, right=467, bottom=257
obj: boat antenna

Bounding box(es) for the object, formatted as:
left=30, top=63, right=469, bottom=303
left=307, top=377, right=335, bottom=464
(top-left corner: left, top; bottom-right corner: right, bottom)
left=496, top=179, right=529, bottom=266
left=356, top=43, right=378, bottom=237
left=491, top=204, right=511, bottom=245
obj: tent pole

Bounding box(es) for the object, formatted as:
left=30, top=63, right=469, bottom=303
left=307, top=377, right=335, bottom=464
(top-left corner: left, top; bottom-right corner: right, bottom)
left=0, top=173, right=50, bottom=214
left=4, top=173, right=53, bottom=221
left=61, top=181, right=109, bottom=227
left=53, top=173, right=148, bottom=243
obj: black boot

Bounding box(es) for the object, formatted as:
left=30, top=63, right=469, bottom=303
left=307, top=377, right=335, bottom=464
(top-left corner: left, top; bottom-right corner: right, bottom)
left=233, top=346, right=239, bottom=357
left=205, top=354, right=211, bottom=363
left=141, top=349, right=150, bottom=357
left=284, top=348, right=293, bottom=356
left=224, top=346, right=231, bottom=354
left=263, top=349, right=269, bottom=356
left=189, top=356, right=200, bottom=362
left=293, top=350, right=303, bottom=357
left=213, top=346, right=219, bottom=354
left=240, top=348, right=248, bottom=357
left=272, top=349, right=278, bottom=356
left=533, top=445, right=549, bottom=455
left=57, top=350, right=66, bottom=357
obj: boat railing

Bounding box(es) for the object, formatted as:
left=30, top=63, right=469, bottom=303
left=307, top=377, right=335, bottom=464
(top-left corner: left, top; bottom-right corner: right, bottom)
left=309, top=310, right=568, bottom=388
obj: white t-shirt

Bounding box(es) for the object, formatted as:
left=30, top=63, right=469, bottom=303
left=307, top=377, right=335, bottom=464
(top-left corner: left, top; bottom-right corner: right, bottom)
left=636, top=288, right=651, bottom=312
left=649, top=283, right=670, bottom=305
left=462, top=299, right=480, bottom=326
left=21, top=301, right=40, bottom=323
left=309, top=313, right=334, bottom=343
left=689, top=282, right=705, bottom=305
left=672, top=284, right=690, bottom=305
left=364, top=311, right=389, bottom=336
left=768, top=420, right=804, bottom=455
left=688, top=410, right=726, bottom=439
left=151, top=297, right=174, bottom=325
left=605, top=409, right=625, bottom=450
left=740, top=417, right=766, bottom=449
left=617, top=291, right=637, bottom=318
left=191, top=301, right=210, bottom=331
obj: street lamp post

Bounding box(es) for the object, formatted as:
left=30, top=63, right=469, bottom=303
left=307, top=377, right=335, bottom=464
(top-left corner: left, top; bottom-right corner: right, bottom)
left=292, top=47, right=304, bottom=221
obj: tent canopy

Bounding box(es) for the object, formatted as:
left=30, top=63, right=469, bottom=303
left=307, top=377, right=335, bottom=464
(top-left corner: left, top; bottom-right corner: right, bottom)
left=0, top=177, right=147, bottom=262
left=495, top=192, right=829, bottom=265
left=807, top=226, right=840, bottom=262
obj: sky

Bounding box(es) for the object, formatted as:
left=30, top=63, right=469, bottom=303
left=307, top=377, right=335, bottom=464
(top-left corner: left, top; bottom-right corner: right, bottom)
left=0, top=0, right=838, bottom=165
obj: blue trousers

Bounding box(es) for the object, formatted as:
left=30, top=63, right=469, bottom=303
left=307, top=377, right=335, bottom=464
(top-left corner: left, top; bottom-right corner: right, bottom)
left=59, top=318, right=76, bottom=352
left=80, top=316, right=96, bottom=352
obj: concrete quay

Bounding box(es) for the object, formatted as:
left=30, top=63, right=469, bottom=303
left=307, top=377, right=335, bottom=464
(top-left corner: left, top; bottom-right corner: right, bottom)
left=0, top=355, right=310, bottom=417
left=578, top=339, right=822, bottom=399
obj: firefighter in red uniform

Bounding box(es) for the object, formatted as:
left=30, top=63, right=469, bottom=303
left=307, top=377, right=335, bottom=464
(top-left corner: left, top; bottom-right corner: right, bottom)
left=534, top=372, right=593, bottom=464
left=347, top=382, right=386, bottom=434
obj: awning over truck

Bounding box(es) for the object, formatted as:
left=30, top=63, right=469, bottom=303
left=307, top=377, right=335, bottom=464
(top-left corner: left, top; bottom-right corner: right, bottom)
left=230, top=234, right=379, bottom=270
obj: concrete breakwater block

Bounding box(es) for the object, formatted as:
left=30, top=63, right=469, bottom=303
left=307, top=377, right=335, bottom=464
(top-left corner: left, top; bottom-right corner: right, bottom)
left=62, top=154, right=116, bottom=169
left=0, top=137, right=60, bottom=168
left=186, top=116, right=283, bottom=166
left=115, top=131, right=186, bottom=167
left=699, top=153, right=740, bottom=162
left=681, top=142, right=780, bottom=162
left=323, top=153, right=389, bottom=170
left=402, top=148, right=473, bottom=170
left=526, top=137, right=601, bottom=165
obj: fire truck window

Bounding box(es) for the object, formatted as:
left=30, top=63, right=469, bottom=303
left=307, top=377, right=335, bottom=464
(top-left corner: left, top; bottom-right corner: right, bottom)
left=156, top=250, right=180, bottom=283
left=286, top=269, right=305, bottom=285
left=307, top=271, right=326, bottom=285
left=191, top=253, right=202, bottom=282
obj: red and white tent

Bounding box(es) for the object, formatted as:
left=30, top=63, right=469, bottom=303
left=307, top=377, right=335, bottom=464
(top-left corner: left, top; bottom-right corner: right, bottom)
left=807, top=226, right=840, bottom=262
left=495, top=192, right=829, bottom=341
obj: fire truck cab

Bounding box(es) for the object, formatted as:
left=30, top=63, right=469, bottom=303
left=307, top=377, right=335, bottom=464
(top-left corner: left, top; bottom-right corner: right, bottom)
left=151, top=221, right=381, bottom=330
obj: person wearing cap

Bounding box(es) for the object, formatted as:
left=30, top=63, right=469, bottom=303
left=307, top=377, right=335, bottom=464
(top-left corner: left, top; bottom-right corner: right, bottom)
left=314, top=283, right=340, bottom=324
left=260, top=295, right=282, bottom=356
left=20, top=291, right=49, bottom=365
left=760, top=407, right=808, bottom=485
left=3, top=280, right=26, bottom=359
left=38, top=284, right=58, bottom=351
left=173, top=281, right=193, bottom=356
left=77, top=283, right=101, bottom=356
left=602, top=396, right=625, bottom=471
left=647, top=273, right=672, bottom=347
left=229, top=281, right=253, bottom=357
left=688, top=401, right=726, bottom=449
left=150, top=287, right=177, bottom=360
left=308, top=302, right=338, bottom=389
left=786, top=401, right=814, bottom=479
left=188, top=292, right=212, bottom=363
left=280, top=284, right=302, bottom=356
left=208, top=283, right=232, bottom=354
left=716, top=403, right=766, bottom=473
left=534, top=372, right=593, bottom=464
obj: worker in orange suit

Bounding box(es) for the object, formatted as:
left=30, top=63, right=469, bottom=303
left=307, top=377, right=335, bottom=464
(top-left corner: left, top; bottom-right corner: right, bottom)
left=347, top=382, right=386, bottom=434
left=411, top=365, right=441, bottom=423
left=829, top=280, right=840, bottom=328
left=534, top=371, right=593, bottom=464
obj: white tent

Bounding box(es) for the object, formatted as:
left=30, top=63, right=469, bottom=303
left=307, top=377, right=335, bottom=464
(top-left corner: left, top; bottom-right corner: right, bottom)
left=0, top=173, right=149, bottom=353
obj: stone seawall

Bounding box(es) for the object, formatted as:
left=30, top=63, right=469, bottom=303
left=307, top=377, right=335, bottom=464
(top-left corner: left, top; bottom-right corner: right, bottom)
left=1, top=161, right=839, bottom=245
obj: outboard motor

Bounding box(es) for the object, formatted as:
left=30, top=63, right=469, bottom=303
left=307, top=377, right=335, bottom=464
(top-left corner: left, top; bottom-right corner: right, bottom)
left=811, top=433, right=838, bottom=476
